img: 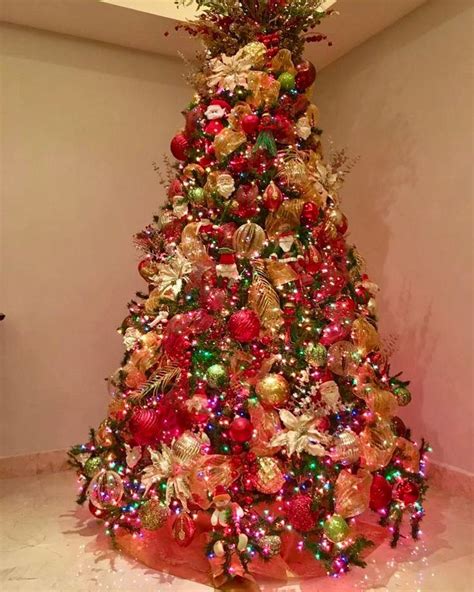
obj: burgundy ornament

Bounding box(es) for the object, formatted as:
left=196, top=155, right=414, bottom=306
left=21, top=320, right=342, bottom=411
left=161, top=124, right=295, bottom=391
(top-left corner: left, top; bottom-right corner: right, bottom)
left=369, top=474, right=393, bottom=511
left=170, top=133, right=189, bottom=161
left=172, top=513, right=196, bottom=547
left=301, top=202, right=320, bottom=224
left=286, top=494, right=317, bottom=532
left=394, top=480, right=420, bottom=505
left=204, top=120, right=224, bottom=136
left=241, top=114, right=260, bottom=135
left=295, top=60, right=317, bottom=91
left=228, top=309, right=261, bottom=343
left=391, top=416, right=407, bottom=438
left=229, top=417, right=254, bottom=443
left=129, top=408, right=162, bottom=447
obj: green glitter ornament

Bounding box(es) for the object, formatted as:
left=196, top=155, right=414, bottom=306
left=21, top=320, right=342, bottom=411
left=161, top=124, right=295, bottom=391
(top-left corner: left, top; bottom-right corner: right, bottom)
left=189, top=187, right=205, bottom=204
left=206, top=364, right=228, bottom=388
left=393, top=386, right=411, bottom=406
left=278, top=72, right=296, bottom=91
left=323, top=514, right=350, bottom=543
left=305, top=343, right=327, bottom=367
left=84, top=456, right=103, bottom=478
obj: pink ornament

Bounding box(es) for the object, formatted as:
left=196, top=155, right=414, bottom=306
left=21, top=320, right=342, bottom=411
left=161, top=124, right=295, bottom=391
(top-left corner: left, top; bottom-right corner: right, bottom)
left=228, top=309, right=261, bottom=343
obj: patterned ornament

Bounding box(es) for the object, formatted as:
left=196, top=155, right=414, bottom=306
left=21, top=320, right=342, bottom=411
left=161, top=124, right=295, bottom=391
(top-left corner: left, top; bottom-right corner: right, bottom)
left=170, top=133, right=189, bottom=161
left=262, top=181, right=283, bottom=212
left=206, top=364, right=228, bottom=388
left=129, top=408, right=161, bottom=446
left=88, top=470, right=124, bottom=509
left=323, top=514, right=350, bottom=543
left=258, top=535, right=282, bottom=557
left=84, top=457, right=103, bottom=479
left=233, top=222, right=266, bottom=258
left=253, top=457, right=285, bottom=494
left=335, top=469, right=372, bottom=518
left=278, top=72, right=296, bottom=91
left=172, top=431, right=202, bottom=465
left=172, top=513, right=196, bottom=547
left=304, top=343, right=327, bottom=367
left=255, top=373, right=290, bottom=408
left=393, top=386, right=412, bottom=407
left=188, top=186, right=205, bottom=204
left=248, top=260, right=283, bottom=332
left=138, top=499, right=169, bottom=531
left=327, top=341, right=360, bottom=377
left=330, top=430, right=361, bottom=464
left=228, top=309, right=261, bottom=342
left=286, top=494, right=316, bottom=532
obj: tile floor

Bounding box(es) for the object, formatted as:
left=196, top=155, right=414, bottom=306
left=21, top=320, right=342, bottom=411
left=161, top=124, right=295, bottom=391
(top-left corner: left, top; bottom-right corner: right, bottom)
left=0, top=471, right=472, bottom=592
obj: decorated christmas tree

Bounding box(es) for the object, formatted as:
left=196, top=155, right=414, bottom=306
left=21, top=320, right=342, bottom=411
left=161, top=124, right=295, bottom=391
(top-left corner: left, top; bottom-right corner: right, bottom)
left=69, top=1, right=429, bottom=588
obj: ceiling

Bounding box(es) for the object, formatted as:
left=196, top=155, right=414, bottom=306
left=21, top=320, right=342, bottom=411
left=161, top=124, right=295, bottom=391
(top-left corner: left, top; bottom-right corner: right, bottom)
left=1, top=0, right=428, bottom=70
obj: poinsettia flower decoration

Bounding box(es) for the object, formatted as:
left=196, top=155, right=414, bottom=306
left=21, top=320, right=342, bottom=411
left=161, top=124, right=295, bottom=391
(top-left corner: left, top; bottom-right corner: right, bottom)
left=271, top=409, right=332, bottom=457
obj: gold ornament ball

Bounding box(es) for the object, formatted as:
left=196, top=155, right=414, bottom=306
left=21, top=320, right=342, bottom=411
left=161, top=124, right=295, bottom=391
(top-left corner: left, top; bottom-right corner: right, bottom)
left=233, top=222, right=266, bottom=259
left=331, top=429, right=361, bottom=464
left=254, top=457, right=286, bottom=494
left=255, top=374, right=290, bottom=408
left=258, top=534, right=282, bottom=557
left=138, top=499, right=169, bottom=531
left=172, top=431, right=202, bottom=466
left=327, top=341, right=360, bottom=377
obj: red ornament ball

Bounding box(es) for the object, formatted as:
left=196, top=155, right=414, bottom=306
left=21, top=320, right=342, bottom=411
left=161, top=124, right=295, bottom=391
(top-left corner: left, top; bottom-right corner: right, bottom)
left=295, top=60, right=317, bottom=91
left=286, top=494, right=317, bottom=532
left=301, top=201, right=319, bottom=224
left=172, top=513, right=196, bottom=547
left=228, top=309, right=261, bottom=343
left=369, top=474, right=393, bottom=512
left=395, top=480, right=420, bottom=505
left=204, top=120, right=224, bottom=136
left=229, top=417, right=254, bottom=443
left=241, top=114, right=260, bottom=135
left=170, top=133, right=189, bottom=161
left=320, top=322, right=350, bottom=346
left=129, top=408, right=161, bottom=446
left=324, top=296, right=356, bottom=323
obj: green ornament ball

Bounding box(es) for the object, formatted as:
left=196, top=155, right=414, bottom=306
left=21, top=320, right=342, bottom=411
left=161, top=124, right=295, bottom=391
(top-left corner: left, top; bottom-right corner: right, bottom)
left=323, top=514, right=350, bottom=543
left=84, top=456, right=103, bottom=478
left=393, top=386, right=412, bottom=407
left=189, top=187, right=205, bottom=204
left=193, top=348, right=217, bottom=367
left=305, top=343, right=327, bottom=367
left=138, top=499, right=169, bottom=531
left=278, top=72, right=296, bottom=91
left=206, top=364, right=228, bottom=389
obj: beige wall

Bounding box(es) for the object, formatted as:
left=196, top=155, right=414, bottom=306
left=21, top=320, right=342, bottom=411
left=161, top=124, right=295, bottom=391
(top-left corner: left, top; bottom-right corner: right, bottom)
left=0, top=24, right=190, bottom=456
left=316, top=0, right=473, bottom=472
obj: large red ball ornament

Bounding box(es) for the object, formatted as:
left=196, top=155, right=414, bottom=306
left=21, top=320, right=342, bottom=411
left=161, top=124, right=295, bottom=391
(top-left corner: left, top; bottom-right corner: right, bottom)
left=241, top=114, right=260, bottom=135
left=170, top=133, right=189, bottom=161
left=129, top=408, right=162, bottom=446
left=228, top=309, right=261, bottom=343
left=229, top=417, right=254, bottom=443
left=394, top=480, right=420, bottom=505
left=324, top=296, right=356, bottom=323
left=301, top=201, right=319, bottom=224
left=286, top=494, right=317, bottom=532
left=319, top=322, right=350, bottom=346
left=295, top=60, right=317, bottom=91
left=369, top=474, right=393, bottom=512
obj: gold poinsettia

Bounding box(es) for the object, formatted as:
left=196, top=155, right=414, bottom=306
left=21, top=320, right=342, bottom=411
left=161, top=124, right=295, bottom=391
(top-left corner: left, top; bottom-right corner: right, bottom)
left=271, top=409, right=331, bottom=457
left=154, top=249, right=193, bottom=300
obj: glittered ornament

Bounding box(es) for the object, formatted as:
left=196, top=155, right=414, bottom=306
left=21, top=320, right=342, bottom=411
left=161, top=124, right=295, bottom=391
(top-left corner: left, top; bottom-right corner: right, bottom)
left=369, top=474, right=393, bottom=511
left=330, top=430, right=361, bottom=464
left=229, top=417, right=254, bottom=443
left=138, top=499, right=169, bottom=530
left=295, top=60, right=317, bottom=91
left=255, top=373, right=290, bottom=408
left=323, top=515, right=350, bottom=543
left=88, top=470, right=124, bottom=509
left=305, top=343, right=327, bottom=367
left=278, top=72, right=296, bottom=91
left=394, top=480, right=420, bottom=505
left=172, top=513, right=196, bottom=547
left=206, top=364, right=228, bottom=389
left=286, top=494, right=316, bottom=532
left=84, top=457, right=103, bottom=479
left=327, top=341, right=360, bottom=377
left=228, top=309, right=261, bottom=342
left=393, top=386, right=412, bottom=407
left=253, top=457, right=285, bottom=494
left=258, top=535, right=282, bottom=557
left=188, top=186, right=205, bottom=204
left=232, top=222, right=266, bottom=258
left=170, top=133, right=189, bottom=161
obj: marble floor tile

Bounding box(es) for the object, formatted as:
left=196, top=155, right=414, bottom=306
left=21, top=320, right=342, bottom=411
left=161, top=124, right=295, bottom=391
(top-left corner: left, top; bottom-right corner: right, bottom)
left=0, top=471, right=473, bottom=591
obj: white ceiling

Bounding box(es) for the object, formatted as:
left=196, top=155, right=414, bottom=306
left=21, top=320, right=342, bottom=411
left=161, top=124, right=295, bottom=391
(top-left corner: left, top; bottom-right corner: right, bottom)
left=1, top=0, right=428, bottom=70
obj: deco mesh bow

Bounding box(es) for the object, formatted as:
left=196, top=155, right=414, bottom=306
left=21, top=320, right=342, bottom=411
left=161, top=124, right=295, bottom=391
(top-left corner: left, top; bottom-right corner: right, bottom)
left=69, top=0, right=429, bottom=588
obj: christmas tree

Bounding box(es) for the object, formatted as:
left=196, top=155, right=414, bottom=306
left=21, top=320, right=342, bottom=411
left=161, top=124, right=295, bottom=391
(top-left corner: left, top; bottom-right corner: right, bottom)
left=69, top=1, right=429, bottom=588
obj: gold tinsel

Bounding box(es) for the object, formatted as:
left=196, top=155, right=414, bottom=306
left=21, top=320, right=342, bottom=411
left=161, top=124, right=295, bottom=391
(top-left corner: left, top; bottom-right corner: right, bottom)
left=248, top=260, right=283, bottom=332
left=351, top=317, right=380, bottom=356
left=396, top=437, right=421, bottom=473
left=213, top=128, right=246, bottom=160
left=239, top=41, right=267, bottom=69
left=270, top=48, right=296, bottom=74
left=360, top=419, right=397, bottom=471
left=246, top=71, right=280, bottom=109
left=365, top=385, right=399, bottom=419
left=228, top=102, right=253, bottom=131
